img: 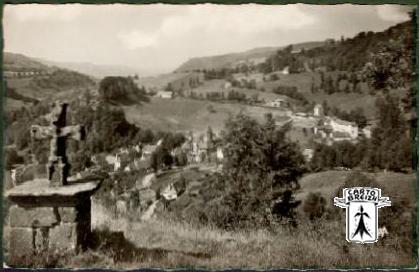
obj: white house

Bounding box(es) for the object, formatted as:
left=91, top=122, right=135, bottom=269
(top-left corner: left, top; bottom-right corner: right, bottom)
left=216, top=147, right=224, bottom=162
left=303, top=149, right=314, bottom=162
left=281, top=66, right=290, bottom=75
left=361, top=127, right=372, bottom=139
left=323, top=117, right=359, bottom=140
left=105, top=155, right=119, bottom=171
left=155, top=91, right=173, bottom=99
left=223, top=81, right=232, bottom=89
left=313, top=104, right=324, bottom=117
left=266, top=98, right=289, bottom=108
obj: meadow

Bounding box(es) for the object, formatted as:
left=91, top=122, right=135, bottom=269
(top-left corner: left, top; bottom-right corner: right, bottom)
left=123, top=96, right=283, bottom=134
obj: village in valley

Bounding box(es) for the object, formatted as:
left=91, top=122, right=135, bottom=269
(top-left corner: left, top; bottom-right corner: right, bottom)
left=2, top=4, right=416, bottom=269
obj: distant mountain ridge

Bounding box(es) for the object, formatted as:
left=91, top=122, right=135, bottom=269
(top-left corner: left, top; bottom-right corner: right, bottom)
left=4, top=52, right=54, bottom=72
left=4, top=52, right=155, bottom=79
left=4, top=52, right=96, bottom=105
left=175, top=41, right=325, bottom=72
left=35, top=59, right=143, bottom=79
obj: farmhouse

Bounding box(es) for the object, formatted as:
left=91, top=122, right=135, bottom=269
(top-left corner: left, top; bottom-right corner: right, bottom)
left=280, top=66, right=290, bottom=75
left=361, top=126, right=372, bottom=139
left=266, top=98, right=290, bottom=108
left=155, top=91, right=173, bottom=99
left=140, top=144, right=158, bottom=161
left=223, top=81, right=232, bottom=89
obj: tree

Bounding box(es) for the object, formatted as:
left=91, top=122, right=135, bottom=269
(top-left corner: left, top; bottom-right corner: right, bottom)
left=166, top=82, right=174, bottom=92
left=98, top=76, right=149, bottom=105
left=151, top=147, right=173, bottom=172
left=366, top=94, right=411, bottom=171
left=87, top=102, right=141, bottom=153
left=219, top=113, right=305, bottom=228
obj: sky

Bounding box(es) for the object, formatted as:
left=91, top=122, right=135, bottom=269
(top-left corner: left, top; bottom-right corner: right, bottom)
left=3, top=4, right=414, bottom=75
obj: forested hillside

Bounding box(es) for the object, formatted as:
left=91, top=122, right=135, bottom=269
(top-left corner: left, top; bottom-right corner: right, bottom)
left=175, top=41, right=324, bottom=72
left=260, top=21, right=412, bottom=73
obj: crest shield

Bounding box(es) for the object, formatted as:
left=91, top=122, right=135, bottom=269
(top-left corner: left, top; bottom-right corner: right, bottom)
left=334, top=187, right=391, bottom=243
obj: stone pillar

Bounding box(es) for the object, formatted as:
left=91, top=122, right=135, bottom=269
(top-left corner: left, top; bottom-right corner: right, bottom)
left=5, top=178, right=101, bottom=265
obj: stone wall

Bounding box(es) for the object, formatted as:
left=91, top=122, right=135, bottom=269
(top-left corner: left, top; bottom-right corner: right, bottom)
left=7, top=200, right=91, bottom=262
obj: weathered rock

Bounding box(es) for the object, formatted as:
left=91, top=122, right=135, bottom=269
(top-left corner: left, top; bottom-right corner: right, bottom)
left=49, top=223, right=78, bottom=252
left=14, top=164, right=47, bottom=186
left=57, top=207, right=78, bottom=222
left=116, top=200, right=128, bottom=216
left=5, top=179, right=101, bottom=201
left=34, top=228, right=48, bottom=252
left=9, top=206, right=58, bottom=227
left=5, top=176, right=101, bottom=263
left=9, top=228, right=33, bottom=258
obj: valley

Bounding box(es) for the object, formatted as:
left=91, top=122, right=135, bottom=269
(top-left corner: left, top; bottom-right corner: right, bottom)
left=2, top=13, right=415, bottom=268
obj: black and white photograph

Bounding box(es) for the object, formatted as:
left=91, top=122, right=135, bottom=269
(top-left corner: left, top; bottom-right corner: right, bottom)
left=1, top=3, right=417, bottom=268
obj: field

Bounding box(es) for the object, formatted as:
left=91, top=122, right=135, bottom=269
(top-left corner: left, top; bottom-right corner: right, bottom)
left=190, top=79, right=283, bottom=102
left=123, top=97, right=287, bottom=134
left=4, top=170, right=413, bottom=268
left=7, top=77, right=58, bottom=100
left=295, top=170, right=415, bottom=214
left=138, top=72, right=202, bottom=90
left=261, top=72, right=379, bottom=118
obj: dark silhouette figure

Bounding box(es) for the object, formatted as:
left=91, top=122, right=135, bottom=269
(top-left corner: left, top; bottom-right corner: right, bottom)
left=352, top=205, right=372, bottom=239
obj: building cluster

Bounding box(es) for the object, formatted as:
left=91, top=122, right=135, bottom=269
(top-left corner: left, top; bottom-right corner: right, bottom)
left=265, top=97, right=291, bottom=108
left=311, top=104, right=371, bottom=144
left=102, top=131, right=224, bottom=174
left=178, top=131, right=223, bottom=164
left=272, top=103, right=372, bottom=162
left=273, top=103, right=371, bottom=146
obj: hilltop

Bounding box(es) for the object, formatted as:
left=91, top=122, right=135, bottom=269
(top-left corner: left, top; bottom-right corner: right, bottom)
left=4, top=52, right=52, bottom=72
left=4, top=52, right=96, bottom=110
left=36, top=59, right=144, bottom=79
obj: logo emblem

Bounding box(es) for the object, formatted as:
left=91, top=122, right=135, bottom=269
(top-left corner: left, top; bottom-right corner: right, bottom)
left=334, top=187, right=391, bottom=243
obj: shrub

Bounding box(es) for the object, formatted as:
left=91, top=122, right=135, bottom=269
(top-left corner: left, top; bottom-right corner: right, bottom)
left=303, top=192, right=326, bottom=220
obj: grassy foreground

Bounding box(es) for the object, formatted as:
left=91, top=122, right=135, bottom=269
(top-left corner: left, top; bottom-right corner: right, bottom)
left=23, top=215, right=410, bottom=269
left=3, top=170, right=415, bottom=268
